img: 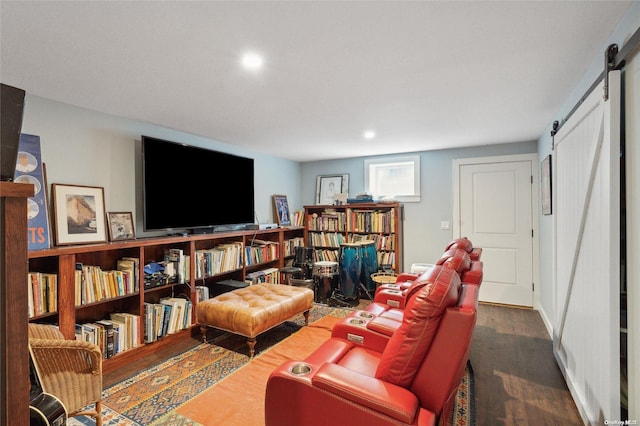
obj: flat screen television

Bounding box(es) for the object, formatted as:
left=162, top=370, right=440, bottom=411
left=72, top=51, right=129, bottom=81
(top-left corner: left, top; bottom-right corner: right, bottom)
left=141, top=135, right=255, bottom=233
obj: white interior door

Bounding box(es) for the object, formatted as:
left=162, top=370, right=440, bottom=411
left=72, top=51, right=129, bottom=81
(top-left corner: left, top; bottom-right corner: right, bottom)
left=454, top=154, right=535, bottom=307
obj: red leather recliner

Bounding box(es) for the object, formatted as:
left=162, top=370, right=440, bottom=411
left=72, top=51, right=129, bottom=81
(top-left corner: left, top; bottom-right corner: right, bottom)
left=265, top=265, right=479, bottom=426
left=444, top=237, right=482, bottom=261
left=374, top=237, right=482, bottom=298
left=370, top=246, right=483, bottom=315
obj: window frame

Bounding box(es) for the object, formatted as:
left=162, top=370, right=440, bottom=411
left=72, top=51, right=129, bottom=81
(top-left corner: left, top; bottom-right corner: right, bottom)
left=364, top=154, right=421, bottom=202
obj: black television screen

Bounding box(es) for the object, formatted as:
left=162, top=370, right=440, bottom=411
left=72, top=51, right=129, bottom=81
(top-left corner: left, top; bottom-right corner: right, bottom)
left=141, top=136, right=255, bottom=232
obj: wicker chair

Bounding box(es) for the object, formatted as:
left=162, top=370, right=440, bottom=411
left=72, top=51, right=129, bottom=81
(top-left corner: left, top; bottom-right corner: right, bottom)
left=28, top=323, right=103, bottom=426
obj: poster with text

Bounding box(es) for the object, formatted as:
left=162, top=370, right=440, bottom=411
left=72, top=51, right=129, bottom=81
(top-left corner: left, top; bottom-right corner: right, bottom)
left=14, top=133, right=51, bottom=250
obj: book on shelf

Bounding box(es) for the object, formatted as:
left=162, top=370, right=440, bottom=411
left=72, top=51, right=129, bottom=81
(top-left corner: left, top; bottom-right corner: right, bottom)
left=143, top=302, right=155, bottom=343
left=109, top=314, right=130, bottom=351
left=109, top=312, right=140, bottom=351
left=79, top=323, right=97, bottom=346
left=291, top=210, right=305, bottom=227
left=159, top=297, right=189, bottom=335
left=74, top=323, right=83, bottom=341
left=246, top=239, right=279, bottom=265
left=165, top=248, right=183, bottom=281
left=160, top=304, right=171, bottom=337
left=117, top=257, right=139, bottom=292
left=195, top=241, right=243, bottom=278
left=195, top=285, right=209, bottom=302
left=111, top=321, right=121, bottom=354
left=245, top=267, right=280, bottom=285
left=28, top=272, right=58, bottom=317
left=95, top=319, right=116, bottom=358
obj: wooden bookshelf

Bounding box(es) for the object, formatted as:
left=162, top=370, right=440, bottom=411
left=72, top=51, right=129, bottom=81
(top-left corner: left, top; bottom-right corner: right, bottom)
left=1, top=181, right=34, bottom=426
left=26, top=226, right=304, bottom=374
left=303, top=203, right=404, bottom=273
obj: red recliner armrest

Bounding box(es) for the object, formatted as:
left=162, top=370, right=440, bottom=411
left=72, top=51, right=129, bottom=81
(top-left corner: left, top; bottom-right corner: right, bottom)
left=372, top=288, right=407, bottom=308
left=470, top=247, right=482, bottom=261
left=461, top=261, right=483, bottom=286
left=396, top=272, right=420, bottom=283
left=331, top=315, right=394, bottom=353
left=313, top=362, right=420, bottom=423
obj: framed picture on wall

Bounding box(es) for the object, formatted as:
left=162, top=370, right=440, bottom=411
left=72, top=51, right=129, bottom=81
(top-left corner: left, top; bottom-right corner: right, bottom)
left=273, top=194, right=291, bottom=226
left=316, top=174, right=349, bottom=205
left=541, top=155, right=552, bottom=215
left=52, top=183, right=107, bottom=245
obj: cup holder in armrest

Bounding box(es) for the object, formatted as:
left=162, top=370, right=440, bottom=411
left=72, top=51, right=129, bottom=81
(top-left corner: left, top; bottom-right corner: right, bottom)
left=387, top=290, right=402, bottom=295
left=289, top=363, right=312, bottom=375
left=349, top=318, right=366, bottom=325
left=357, top=311, right=374, bottom=319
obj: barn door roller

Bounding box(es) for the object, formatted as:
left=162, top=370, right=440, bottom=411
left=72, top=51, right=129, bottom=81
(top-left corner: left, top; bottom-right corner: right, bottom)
left=603, top=44, right=618, bottom=101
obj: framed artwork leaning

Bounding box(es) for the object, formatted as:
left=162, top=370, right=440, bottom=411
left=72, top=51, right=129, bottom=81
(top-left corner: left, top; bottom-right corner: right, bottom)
left=107, top=211, right=136, bottom=241
left=51, top=183, right=107, bottom=245
left=316, top=174, right=349, bottom=205
left=273, top=194, right=291, bottom=226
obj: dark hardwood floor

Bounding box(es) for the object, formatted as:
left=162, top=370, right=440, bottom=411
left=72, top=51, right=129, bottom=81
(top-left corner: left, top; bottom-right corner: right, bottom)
left=103, top=302, right=583, bottom=424
left=471, top=303, right=582, bottom=425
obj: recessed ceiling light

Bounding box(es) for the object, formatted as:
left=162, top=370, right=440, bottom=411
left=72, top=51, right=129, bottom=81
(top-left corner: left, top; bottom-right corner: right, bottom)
left=241, top=52, right=264, bottom=70
left=363, top=130, right=376, bottom=140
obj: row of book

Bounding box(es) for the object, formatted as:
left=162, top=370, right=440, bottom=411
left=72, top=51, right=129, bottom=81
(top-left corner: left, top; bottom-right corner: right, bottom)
left=245, top=239, right=279, bottom=266
left=283, top=236, right=304, bottom=257
left=347, top=234, right=395, bottom=250
left=290, top=210, right=305, bottom=227
left=164, top=248, right=190, bottom=283
left=75, top=312, right=140, bottom=359
left=306, top=211, right=347, bottom=232
left=313, top=248, right=340, bottom=263
left=74, top=257, right=140, bottom=306
left=346, top=209, right=396, bottom=233
left=377, top=251, right=396, bottom=269
left=307, top=231, right=345, bottom=248
left=194, top=237, right=306, bottom=279
left=143, top=297, right=192, bottom=343
left=194, top=241, right=244, bottom=279
left=28, top=272, right=57, bottom=318
left=245, top=267, right=280, bottom=285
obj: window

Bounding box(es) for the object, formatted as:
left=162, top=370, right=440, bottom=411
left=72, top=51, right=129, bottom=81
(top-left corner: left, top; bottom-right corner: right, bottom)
left=364, top=155, right=420, bottom=202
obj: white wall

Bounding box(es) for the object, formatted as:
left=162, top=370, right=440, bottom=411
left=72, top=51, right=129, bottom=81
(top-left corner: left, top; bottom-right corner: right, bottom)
left=20, top=96, right=302, bottom=237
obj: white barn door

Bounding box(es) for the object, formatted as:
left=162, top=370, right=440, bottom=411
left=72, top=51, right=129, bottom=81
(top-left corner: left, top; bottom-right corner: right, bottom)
left=553, top=71, right=621, bottom=424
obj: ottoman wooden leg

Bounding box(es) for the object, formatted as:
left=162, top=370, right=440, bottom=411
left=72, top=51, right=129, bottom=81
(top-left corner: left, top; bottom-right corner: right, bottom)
left=200, top=325, right=208, bottom=343
left=303, top=310, right=310, bottom=325
left=247, top=338, right=257, bottom=358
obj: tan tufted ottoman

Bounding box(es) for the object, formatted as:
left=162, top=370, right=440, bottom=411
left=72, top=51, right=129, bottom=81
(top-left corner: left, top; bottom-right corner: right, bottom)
left=196, top=283, right=314, bottom=357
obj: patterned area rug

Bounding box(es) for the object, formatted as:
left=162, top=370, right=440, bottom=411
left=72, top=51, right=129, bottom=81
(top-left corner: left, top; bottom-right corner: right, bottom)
left=68, top=304, right=475, bottom=425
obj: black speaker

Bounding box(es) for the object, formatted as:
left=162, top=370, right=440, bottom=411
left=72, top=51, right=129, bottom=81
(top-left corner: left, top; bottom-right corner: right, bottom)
left=1, top=83, right=26, bottom=181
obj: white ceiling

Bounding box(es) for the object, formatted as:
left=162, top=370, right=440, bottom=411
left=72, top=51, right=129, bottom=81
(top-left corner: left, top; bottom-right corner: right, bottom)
left=0, top=1, right=633, bottom=162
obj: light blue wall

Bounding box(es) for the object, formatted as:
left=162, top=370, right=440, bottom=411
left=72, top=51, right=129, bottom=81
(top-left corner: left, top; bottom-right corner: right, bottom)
left=20, top=96, right=302, bottom=238
left=301, top=141, right=537, bottom=270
